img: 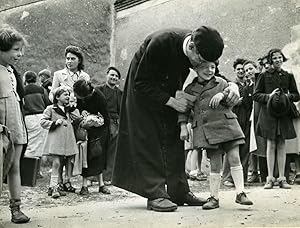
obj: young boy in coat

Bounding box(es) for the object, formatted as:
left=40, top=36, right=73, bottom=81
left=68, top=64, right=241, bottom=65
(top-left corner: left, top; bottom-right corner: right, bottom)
left=179, top=60, right=253, bottom=210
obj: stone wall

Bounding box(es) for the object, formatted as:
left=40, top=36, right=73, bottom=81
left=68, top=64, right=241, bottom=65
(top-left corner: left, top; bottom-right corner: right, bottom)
left=113, top=0, right=297, bottom=86
left=0, top=0, right=113, bottom=84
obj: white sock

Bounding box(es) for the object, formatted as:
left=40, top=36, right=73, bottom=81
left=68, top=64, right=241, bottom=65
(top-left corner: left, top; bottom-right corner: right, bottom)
left=231, top=165, right=244, bottom=194
left=49, top=175, right=58, bottom=188
left=210, top=173, right=221, bottom=199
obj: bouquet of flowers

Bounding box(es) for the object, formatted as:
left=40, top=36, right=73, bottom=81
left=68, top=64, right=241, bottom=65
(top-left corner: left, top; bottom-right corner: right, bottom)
left=80, top=111, right=104, bottom=129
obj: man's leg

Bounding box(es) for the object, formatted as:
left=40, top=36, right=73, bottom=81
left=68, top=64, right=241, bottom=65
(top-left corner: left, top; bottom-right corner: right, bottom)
left=103, top=119, right=118, bottom=183
left=166, top=139, right=206, bottom=206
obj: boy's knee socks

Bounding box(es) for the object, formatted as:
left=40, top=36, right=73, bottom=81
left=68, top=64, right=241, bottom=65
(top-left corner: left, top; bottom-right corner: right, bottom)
left=231, top=165, right=244, bottom=194
left=210, top=172, right=221, bottom=199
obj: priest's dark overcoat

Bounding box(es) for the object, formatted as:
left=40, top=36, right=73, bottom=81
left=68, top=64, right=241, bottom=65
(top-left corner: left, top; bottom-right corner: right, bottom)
left=112, top=29, right=193, bottom=202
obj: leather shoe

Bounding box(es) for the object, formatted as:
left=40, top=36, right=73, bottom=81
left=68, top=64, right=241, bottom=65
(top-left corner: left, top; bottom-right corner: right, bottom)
left=147, top=198, right=177, bottom=212
left=177, top=192, right=207, bottom=206
left=202, top=196, right=219, bottom=210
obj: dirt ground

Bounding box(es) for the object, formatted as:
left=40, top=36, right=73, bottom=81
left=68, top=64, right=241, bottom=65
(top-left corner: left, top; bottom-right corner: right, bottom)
left=1, top=167, right=300, bottom=228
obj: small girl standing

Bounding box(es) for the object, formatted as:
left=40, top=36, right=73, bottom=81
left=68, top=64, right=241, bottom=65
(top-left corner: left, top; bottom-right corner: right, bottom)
left=41, top=87, right=78, bottom=198
left=179, top=61, right=253, bottom=210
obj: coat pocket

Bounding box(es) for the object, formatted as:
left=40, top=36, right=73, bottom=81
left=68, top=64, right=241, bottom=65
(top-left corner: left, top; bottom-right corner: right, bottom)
left=224, top=112, right=237, bottom=119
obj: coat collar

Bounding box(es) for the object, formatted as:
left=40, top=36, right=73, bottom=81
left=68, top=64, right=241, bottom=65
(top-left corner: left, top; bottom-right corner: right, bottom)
left=191, top=76, right=219, bottom=95
left=60, top=68, right=81, bottom=81
left=53, top=104, right=67, bottom=118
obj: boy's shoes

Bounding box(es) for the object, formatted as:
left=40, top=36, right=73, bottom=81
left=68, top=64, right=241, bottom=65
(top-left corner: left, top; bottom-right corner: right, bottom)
left=79, top=186, right=89, bottom=196
left=202, top=196, right=219, bottom=210
left=247, top=172, right=260, bottom=183
left=235, top=192, right=253, bottom=205
left=63, top=182, right=76, bottom=193
left=99, top=185, right=111, bottom=194
left=223, top=181, right=235, bottom=188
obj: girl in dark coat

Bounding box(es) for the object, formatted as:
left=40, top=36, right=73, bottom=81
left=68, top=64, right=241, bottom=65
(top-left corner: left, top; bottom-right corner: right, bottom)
left=253, top=49, right=300, bottom=189
left=73, top=79, right=110, bottom=195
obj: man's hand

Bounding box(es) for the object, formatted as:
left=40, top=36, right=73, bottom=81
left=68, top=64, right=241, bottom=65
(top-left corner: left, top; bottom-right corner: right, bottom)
left=224, top=82, right=240, bottom=106
left=209, top=92, right=225, bottom=109
left=166, top=97, right=194, bottom=113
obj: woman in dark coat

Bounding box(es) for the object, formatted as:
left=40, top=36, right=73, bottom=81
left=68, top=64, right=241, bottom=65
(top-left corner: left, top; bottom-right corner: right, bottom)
left=253, top=48, right=300, bottom=189
left=73, top=79, right=110, bottom=195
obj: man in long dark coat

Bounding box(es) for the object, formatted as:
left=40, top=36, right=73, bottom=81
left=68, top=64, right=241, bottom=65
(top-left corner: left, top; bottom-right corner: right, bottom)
left=112, top=26, right=239, bottom=212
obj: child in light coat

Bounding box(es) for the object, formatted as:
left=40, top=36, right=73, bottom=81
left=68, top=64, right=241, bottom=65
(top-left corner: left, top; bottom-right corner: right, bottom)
left=41, top=86, right=78, bottom=198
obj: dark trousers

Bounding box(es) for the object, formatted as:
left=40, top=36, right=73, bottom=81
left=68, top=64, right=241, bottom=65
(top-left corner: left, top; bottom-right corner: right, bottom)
left=103, top=119, right=119, bottom=181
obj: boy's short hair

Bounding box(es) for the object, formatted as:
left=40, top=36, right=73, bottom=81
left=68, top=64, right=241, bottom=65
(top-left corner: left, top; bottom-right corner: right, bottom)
left=0, top=26, right=26, bottom=52
left=53, top=86, right=70, bottom=104
left=243, top=60, right=257, bottom=69
left=24, top=71, right=37, bottom=83
left=233, top=58, right=247, bottom=69
left=107, top=66, right=121, bottom=79
left=38, top=69, right=51, bottom=79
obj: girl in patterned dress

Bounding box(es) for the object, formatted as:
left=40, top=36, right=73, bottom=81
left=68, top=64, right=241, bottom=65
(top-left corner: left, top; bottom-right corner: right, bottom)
left=0, top=27, right=30, bottom=223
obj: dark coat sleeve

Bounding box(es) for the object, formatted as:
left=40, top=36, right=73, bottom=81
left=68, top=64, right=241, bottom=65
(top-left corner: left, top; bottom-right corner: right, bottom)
left=253, top=73, right=270, bottom=104
left=287, top=73, right=300, bottom=102
left=94, top=87, right=110, bottom=126
left=178, top=83, right=193, bottom=123
left=133, top=35, right=172, bottom=107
